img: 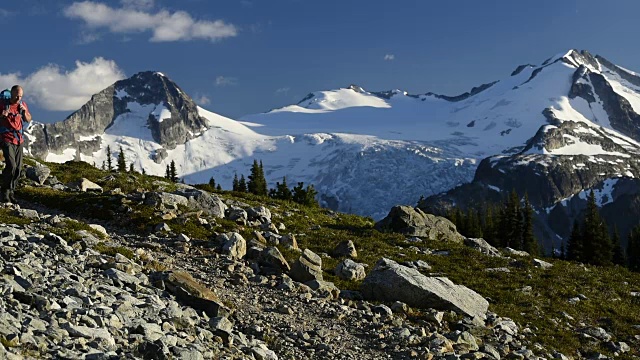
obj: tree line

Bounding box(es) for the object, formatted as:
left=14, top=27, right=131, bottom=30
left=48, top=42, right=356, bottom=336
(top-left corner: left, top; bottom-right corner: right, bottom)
left=219, top=159, right=319, bottom=207
left=565, top=190, right=640, bottom=270
left=445, top=190, right=538, bottom=256
left=444, top=189, right=640, bottom=271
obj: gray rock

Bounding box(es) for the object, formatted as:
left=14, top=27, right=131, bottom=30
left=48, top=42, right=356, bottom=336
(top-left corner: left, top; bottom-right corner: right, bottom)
left=174, top=189, right=227, bottom=218
left=305, top=279, right=339, bottom=299
left=13, top=208, right=40, bottom=219
left=104, top=268, right=141, bottom=288
left=375, top=205, right=464, bottom=242
left=504, top=247, right=529, bottom=257
left=25, top=162, right=51, bottom=184
left=290, top=249, right=323, bottom=283
left=258, top=247, right=291, bottom=273
left=247, top=206, right=272, bottom=223
left=361, top=258, right=489, bottom=319
left=251, top=344, right=279, bottom=360
left=220, top=232, right=246, bottom=260
left=62, top=323, right=115, bottom=347
left=155, top=223, right=171, bottom=232
left=226, top=207, right=248, bottom=222
left=68, top=178, right=103, bottom=193
left=465, top=237, right=502, bottom=257
left=334, top=259, right=366, bottom=281
left=280, top=234, right=299, bottom=250
left=332, top=240, right=357, bottom=258
left=533, top=258, right=553, bottom=269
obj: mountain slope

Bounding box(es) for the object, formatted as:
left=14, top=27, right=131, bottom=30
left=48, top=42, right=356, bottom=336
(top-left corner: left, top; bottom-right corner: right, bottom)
left=25, top=50, right=640, bottom=230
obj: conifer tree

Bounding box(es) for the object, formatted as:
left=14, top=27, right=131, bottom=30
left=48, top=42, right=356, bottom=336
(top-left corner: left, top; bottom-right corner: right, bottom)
left=248, top=159, right=268, bottom=196
left=238, top=175, right=248, bottom=193
left=582, top=190, right=613, bottom=266
left=165, top=165, right=170, bottom=180
left=292, top=182, right=318, bottom=206
left=117, top=146, right=126, bottom=172
left=216, top=184, right=222, bottom=191
left=259, top=160, right=268, bottom=195
left=106, top=146, right=113, bottom=171
left=567, top=220, right=583, bottom=262
left=522, top=193, right=538, bottom=255
left=169, top=160, right=178, bottom=182
left=129, top=163, right=134, bottom=173
left=483, top=205, right=497, bottom=246
left=141, top=167, right=146, bottom=175
left=101, top=161, right=106, bottom=171
left=232, top=174, right=239, bottom=191
left=627, top=226, right=640, bottom=272
left=208, top=177, right=216, bottom=188
left=612, top=226, right=626, bottom=266
left=275, top=177, right=293, bottom=201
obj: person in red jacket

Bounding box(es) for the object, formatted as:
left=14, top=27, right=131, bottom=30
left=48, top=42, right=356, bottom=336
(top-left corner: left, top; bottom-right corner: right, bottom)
left=0, top=85, right=32, bottom=203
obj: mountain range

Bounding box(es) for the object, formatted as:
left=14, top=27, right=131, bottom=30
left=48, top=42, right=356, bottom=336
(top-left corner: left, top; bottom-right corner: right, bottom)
left=23, top=49, right=640, bottom=252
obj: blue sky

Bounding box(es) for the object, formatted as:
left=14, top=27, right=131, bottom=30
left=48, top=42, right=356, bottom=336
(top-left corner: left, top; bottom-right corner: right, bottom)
left=2, top=0, right=640, bottom=123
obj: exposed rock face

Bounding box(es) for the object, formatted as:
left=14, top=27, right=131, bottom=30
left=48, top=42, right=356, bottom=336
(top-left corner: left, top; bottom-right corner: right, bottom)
left=361, top=258, right=489, bottom=319
left=27, top=71, right=208, bottom=159
left=375, top=205, right=464, bottom=242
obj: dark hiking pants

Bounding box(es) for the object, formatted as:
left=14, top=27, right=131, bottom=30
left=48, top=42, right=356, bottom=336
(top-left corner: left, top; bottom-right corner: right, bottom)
left=1, top=142, right=23, bottom=191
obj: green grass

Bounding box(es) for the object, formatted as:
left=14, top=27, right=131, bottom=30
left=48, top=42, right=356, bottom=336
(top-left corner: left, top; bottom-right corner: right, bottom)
left=93, top=242, right=134, bottom=259
left=11, top=158, right=640, bottom=358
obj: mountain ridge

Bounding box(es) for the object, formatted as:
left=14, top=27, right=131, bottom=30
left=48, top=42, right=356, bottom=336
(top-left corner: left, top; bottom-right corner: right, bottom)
left=24, top=49, right=640, bottom=249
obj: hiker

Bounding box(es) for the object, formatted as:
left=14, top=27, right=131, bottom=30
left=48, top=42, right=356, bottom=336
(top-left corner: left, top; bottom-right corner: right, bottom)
left=0, top=85, right=32, bottom=203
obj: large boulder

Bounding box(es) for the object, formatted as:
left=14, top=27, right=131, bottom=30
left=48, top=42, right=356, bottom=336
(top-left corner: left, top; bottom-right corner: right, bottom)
left=25, top=162, right=51, bottom=185
left=68, top=178, right=103, bottom=193
left=289, top=249, right=323, bottom=283
left=332, top=240, right=357, bottom=258
left=361, top=258, right=488, bottom=319
left=152, top=271, right=231, bottom=318
left=219, top=233, right=247, bottom=260
left=144, top=192, right=189, bottom=209
left=334, top=259, right=366, bottom=281
left=464, top=238, right=502, bottom=257
left=174, top=189, right=227, bottom=218
left=375, top=205, right=464, bottom=242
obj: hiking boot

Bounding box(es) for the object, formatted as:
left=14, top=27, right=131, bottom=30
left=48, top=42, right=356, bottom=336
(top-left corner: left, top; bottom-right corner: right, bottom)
left=0, top=189, right=10, bottom=203
left=8, top=191, right=17, bottom=203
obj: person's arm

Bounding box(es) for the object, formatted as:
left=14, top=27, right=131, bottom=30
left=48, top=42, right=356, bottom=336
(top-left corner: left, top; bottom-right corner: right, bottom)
left=20, top=102, right=32, bottom=122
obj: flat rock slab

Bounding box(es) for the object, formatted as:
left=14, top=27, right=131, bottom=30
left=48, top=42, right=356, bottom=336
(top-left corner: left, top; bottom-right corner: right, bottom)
left=361, top=258, right=488, bottom=319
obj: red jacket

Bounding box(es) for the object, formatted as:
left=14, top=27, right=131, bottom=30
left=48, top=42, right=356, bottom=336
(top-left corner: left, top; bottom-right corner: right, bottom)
left=0, top=99, right=29, bottom=145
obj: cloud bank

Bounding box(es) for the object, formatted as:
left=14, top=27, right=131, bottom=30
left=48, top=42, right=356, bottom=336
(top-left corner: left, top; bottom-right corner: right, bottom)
left=0, top=57, right=126, bottom=112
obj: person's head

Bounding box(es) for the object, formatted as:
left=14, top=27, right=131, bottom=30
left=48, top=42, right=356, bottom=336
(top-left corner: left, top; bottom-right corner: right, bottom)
left=10, top=85, right=23, bottom=104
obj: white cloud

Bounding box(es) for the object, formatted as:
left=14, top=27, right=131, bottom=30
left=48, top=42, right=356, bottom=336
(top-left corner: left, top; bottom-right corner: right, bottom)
left=76, top=31, right=101, bottom=44
left=195, top=95, right=211, bottom=105
left=64, top=1, right=238, bottom=42
left=384, top=54, right=395, bottom=61
left=0, top=57, right=126, bottom=111
left=0, top=9, right=13, bottom=17
left=275, top=87, right=290, bottom=95
left=120, top=0, right=154, bottom=10
left=215, top=76, right=237, bottom=87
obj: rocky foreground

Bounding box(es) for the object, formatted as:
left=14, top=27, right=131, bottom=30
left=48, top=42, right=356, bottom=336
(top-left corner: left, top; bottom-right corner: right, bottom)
left=0, top=163, right=636, bottom=359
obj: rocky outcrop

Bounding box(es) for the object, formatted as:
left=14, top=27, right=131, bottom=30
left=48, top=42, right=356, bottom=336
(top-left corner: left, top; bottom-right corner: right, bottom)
left=26, top=71, right=209, bottom=159
left=375, top=205, right=464, bottom=242
left=361, top=258, right=489, bottom=319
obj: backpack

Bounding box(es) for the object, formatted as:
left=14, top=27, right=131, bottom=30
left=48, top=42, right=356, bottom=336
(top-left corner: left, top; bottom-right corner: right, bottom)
left=0, top=88, right=26, bottom=140
left=0, top=89, right=11, bottom=109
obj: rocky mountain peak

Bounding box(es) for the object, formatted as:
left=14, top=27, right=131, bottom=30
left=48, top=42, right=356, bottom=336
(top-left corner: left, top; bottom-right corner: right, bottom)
left=27, top=70, right=209, bottom=160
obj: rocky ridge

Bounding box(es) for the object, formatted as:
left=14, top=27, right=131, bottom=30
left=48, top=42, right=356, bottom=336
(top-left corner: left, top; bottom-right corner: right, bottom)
left=2, top=161, right=629, bottom=359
